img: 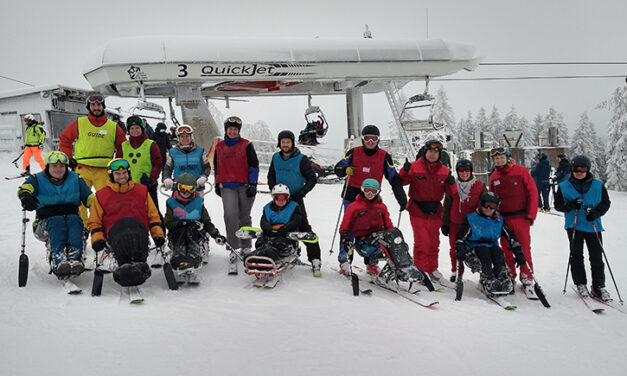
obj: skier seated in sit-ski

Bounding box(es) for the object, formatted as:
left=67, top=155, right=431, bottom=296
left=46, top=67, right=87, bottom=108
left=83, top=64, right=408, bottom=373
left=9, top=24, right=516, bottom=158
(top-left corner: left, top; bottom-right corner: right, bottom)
left=17, top=151, right=93, bottom=279
left=339, top=178, right=426, bottom=285
left=243, top=184, right=302, bottom=267
left=455, top=192, right=527, bottom=295
left=164, top=173, right=226, bottom=278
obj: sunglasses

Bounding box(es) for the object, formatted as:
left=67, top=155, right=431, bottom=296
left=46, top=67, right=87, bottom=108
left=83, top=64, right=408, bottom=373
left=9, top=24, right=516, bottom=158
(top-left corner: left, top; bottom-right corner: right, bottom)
left=108, top=159, right=130, bottom=171
left=363, top=135, right=379, bottom=143
left=177, top=183, right=196, bottom=194
left=87, top=95, right=105, bottom=104
left=427, top=142, right=443, bottom=151
left=572, top=167, right=588, bottom=173
left=482, top=202, right=497, bottom=210
left=177, top=126, right=193, bottom=135
left=362, top=187, right=379, bottom=195
left=45, top=151, right=68, bottom=165
left=225, top=116, right=242, bottom=125
left=457, top=167, right=471, bottom=173
left=273, top=194, right=289, bottom=201
left=490, top=147, right=507, bottom=156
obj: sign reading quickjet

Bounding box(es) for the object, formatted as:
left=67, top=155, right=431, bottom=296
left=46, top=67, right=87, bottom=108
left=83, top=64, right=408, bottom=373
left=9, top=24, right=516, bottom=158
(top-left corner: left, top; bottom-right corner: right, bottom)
left=175, top=63, right=315, bottom=79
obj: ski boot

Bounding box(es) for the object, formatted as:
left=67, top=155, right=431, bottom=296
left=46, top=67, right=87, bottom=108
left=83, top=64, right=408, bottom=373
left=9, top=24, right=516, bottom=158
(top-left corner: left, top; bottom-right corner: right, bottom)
left=590, top=286, right=612, bottom=302
left=54, top=261, right=72, bottom=279
left=311, top=259, right=322, bottom=278
left=338, top=261, right=351, bottom=276
left=575, top=284, right=589, bottom=297
left=69, top=260, right=85, bottom=276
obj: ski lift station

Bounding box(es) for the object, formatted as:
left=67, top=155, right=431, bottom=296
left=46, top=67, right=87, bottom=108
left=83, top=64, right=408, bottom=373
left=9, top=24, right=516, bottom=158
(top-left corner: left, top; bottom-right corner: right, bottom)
left=1, top=35, right=481, bottom=158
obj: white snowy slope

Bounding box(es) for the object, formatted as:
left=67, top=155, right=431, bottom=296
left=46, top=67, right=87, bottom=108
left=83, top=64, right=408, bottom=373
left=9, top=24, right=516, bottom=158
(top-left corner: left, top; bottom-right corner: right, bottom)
left=0, top=152, right=625, bottom=376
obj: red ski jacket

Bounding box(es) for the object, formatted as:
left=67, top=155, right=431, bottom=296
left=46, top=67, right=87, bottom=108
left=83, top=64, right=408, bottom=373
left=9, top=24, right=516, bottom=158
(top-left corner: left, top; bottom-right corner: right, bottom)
left=339, top=194, right=393, bottom=238
left=489, top=163, right=538, bottom=220
left=399, top=157, right=456, bottom=218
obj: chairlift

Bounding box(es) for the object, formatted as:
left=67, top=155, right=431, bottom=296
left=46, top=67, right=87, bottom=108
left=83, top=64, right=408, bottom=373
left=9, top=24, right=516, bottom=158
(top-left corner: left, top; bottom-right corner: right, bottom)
left=298, top=95, right=329, bottom=146
left=129, top=82, right=167, bottom=122
left=399, top=77, right=443, bottom=131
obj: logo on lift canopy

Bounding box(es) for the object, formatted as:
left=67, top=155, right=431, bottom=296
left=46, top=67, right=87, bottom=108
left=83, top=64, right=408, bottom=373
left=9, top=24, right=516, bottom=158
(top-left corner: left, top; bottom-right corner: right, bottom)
left=128, top=65, right=148, bottom=80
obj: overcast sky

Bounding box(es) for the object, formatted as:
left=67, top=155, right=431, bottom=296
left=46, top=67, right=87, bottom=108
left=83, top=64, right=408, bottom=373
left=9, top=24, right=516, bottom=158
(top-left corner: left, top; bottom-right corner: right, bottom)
left=1, top=0, right=625, bottom=150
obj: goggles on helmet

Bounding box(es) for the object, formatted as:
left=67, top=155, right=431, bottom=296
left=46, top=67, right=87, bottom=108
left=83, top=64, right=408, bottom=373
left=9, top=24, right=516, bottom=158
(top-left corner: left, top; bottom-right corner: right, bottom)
left=87, top=95, right=105, bottom=104
left=456, top=160, right=472, bottom=169
left=177, top=125, right=194, bottom=136
left=363, top=135, right=379, bottom=143
left=225, top=116, right=242, bottom=125
left=45, top=151, right=69, bottom=165
left=457, top=167, right=471, bottom=173
left=362, top=187, right=380, bottom=196
left=427, top=141, right=443, bottom=151
left=572, top=167, right=588, bottom=173
left=490, top=147, right=507, bottom=157
left=482, top=202, right=497, bottom=210
left=107, top=159, right=130, bottom=172
left=273, top=194, right=289, bottom=201
left=177, top=183, right=196, bottom=194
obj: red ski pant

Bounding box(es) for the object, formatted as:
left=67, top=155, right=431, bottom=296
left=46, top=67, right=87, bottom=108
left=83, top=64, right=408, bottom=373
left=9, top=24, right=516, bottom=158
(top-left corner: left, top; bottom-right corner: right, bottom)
left=23, top=146, right=45, bottom=170
left=448, top=223, right=463, bottom=273
left=409, top=214, right=441, bottom=274
left=500, top=216, right=533, bottom=282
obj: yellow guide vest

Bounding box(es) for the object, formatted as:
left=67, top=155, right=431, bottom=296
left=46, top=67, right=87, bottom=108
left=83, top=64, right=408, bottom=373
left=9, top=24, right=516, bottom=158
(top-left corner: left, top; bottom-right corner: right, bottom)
left=75, top=117, right=118, bottom=167
left=122, top=139, right=154, bottom=182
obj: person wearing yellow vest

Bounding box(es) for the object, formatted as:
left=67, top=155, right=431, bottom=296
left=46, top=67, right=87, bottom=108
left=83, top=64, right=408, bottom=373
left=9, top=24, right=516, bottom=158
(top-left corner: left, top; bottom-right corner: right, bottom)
left=59, top=94, right=127, bottom=224
left=121, top=116, right=163, bottom=212
left=21, top=113, right=46, bottom=174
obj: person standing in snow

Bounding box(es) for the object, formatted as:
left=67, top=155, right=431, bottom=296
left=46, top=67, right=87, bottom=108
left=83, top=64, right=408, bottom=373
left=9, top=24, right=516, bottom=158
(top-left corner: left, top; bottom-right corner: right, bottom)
left=17, top=151, right=93, bottom=278
left=488, top=146, right=538, bottom=293
left=334, top=125, right=407, bottom=274
left=532, top=153, right=551, bottom=211
left=59, top=94, right=127, bottom=224
left=268, top=130, right=321, bottom=277
left=21, top=114, right=46, bottom=175
left=399, top=139, right=457, bottom=285
left=162, top=124, right=211, bottom=191
left=554, top=154, right=570, bottom=184
left=150, top=122, right=170, bottom=176
left=441, top=159, right=486, bottom=282
left=554, top=155, right=612, bottom=301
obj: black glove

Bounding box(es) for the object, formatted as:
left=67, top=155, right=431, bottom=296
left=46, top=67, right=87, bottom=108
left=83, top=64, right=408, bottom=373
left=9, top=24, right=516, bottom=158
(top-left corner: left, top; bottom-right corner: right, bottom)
left=585, top=208, right=601, bottom=222
left=19, top=191, right=39, bottom=211
left=528, top=218, right=534, bottom=226
left=291, top=192, right=303, bottom=203
left=140, top=174, right=155, bottom=187
left=276, top=227, right=288, bottom=237
left=565, top=198, right=582, bottom=211
left=21, top=145, right=25, bottom=150
left=441, top=225, right=449, bottom=237
left=92, top=239, right=107, bottom=253
left=445, top=174, right=455, bottom=185
left=153, top=237, right=165, bottom=247
left=399, top=200, right=407, bottom=211
left=245, top=184, right=257, bottom=197
left=68, top=158, right=78, bottom=170
left=513, top=247, right=526, bottom=267
left=403, top=158, right=411, bottom=172
left=455, top=242, right=467, bottom=261
left=215, top=184, right=222, bottom=197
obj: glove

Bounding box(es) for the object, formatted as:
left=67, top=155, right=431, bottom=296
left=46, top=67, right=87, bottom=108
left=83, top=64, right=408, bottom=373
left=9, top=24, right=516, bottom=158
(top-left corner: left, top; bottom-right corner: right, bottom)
left=21, top=145, right=25, bottom=150
left=163, top=178, right=174, bottom=190
left=215, top=184, right=222, bottom=197
left=565, top=198, right=582, bottom=211
left=214, top=235, right=227, bottom=246
left=92, top=239, right=107, bottom=253
left=399, top=200, right=407, bottom=211
left=153, top=237, right=165, bottom=247
left=195, top=221, right=204, bottom=231
left=528, top=218, right=534, bottom=226
left=342, top=239, right=355, bottom=256
left=140, top=174, right=156, bottom=188
left=585, top=209, right=601, bottom=222
left=19, top=191, right=39, bottom=211
left=441, top=225, right=449, bottom=237
left=445, top=174, right=455, bottom=185
left=245, top=184, right=257, bottom=197
left=514, top=250, right=526, bottom=267
left=68, top=158, right=78, bottom=170
left=455, top=242, right=467, bottom=261
left=276, top=227, right=288, bottom=237
left=196, top=176, right=208, bottom=188
left=403, top=158, right=411, bottom=172
left=345, top=165, right=356, bottom=176
left=290, top=191, right=303, bottom=203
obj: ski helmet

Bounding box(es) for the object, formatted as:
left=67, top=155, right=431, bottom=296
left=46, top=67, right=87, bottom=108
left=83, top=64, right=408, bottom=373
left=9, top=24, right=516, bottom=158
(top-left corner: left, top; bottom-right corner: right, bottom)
left=176, top=173, right=197, bottom=194
left=224, top=116, right=243, bottom=132
left=277, top=130, right=295, bottom=148
left=571, top=155, right=591, bottom=170
left=490, top=145, right=511, bottom=158
left=23, top=114, right=35, bottom=123
left=106, top=158, right=131, bottom=181
left=176, top=124, right=194, bottom=137
left=361, top=125, right=380, bottom=137
left=85, top=94, right=106, bottom=110
left=361, top=178, right=380, bottom=192
left=271, top=184, right=290, bottom=197
left=479, top=191, right=500, bottom=210
left=455, top=159, right=473, bottom=173
left=44, top=151, right=69, bottom=166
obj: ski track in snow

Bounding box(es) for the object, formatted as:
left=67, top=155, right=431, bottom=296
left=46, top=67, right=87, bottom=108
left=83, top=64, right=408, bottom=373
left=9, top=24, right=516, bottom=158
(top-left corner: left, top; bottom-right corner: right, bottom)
left=0, top=152, right=625, bottom=376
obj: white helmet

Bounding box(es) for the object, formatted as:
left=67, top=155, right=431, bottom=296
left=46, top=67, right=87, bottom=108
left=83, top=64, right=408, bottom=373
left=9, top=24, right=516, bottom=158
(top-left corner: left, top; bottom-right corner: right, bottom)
left=271, top=184, right=290, bottom=196
left=176, top=124, right=194, bottom=136
left=24, top=114, right=35, bottom=122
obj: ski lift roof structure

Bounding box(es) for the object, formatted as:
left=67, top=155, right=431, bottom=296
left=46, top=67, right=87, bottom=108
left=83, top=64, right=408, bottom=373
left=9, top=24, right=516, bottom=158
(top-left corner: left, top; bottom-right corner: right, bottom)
left=83, top=36, right=482, bottom=98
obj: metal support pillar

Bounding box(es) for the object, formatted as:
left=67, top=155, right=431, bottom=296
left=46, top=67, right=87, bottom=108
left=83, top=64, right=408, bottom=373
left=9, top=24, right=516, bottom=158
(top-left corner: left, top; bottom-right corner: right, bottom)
left=346, top=87, right=364, bottom=139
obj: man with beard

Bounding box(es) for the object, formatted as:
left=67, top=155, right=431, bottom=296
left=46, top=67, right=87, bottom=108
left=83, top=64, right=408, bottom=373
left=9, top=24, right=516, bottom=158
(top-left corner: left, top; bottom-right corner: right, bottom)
left=59, top=94, right=127, bottom=224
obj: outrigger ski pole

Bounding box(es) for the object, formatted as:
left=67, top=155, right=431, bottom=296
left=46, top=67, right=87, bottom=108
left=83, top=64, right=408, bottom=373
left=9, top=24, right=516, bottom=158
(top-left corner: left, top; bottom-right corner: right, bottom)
left=525, top=261, right=551, bottom=308
left=18, top=210, right=29, bottom=287
left=455, top=260, right=464, bottom=301
left=12, top=151, right=24, bottom=169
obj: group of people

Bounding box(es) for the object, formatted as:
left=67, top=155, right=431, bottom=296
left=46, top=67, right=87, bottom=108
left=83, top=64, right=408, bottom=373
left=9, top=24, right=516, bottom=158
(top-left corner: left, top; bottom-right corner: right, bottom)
left=15, top=94, right=614, bottom=302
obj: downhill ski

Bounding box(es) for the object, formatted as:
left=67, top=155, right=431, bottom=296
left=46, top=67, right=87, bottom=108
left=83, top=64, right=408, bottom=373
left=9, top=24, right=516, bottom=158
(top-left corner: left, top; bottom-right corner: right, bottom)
left=18, top=211, right=29, bottom=287
left=62, top=279, right=82, bottom=294
left=572, top=286, right=605, bottom=314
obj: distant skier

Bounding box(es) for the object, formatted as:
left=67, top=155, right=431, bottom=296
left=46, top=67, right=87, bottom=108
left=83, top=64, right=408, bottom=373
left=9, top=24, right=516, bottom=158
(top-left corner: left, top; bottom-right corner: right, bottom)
left=164, top=173, right=227, bottom=284
left=554, top=155, right=612, bottom=301
left=17, top=151, right=93, bottom=278
left=554, top=153, right=570, bottom=183
left=162, top=124, right=211, bottom=191
left=88, top=158, right=165, bottom=287
left=21, top=114, right=46, bottom=175
left=243, top=184, right=303, bottom=266
left=532, top=153, right=551, bottom=211
left=442, top=159, right=486, bottom=282
left=339, top=178, right=425, bottom=283
left=150, top=122, right=170, bottom=176
left=455, top=192, right=526, bottom=295
left=334, top=125, right=407, bottom=274
left=488, top=146, right=538, bottom=294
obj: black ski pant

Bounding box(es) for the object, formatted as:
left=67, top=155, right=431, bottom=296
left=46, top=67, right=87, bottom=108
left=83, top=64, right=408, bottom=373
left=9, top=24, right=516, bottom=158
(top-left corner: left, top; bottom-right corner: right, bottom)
left=168, top=224, right=206, bottom=269
left=246, top=235, right=297, bottom=263
left=474, top=245, right=507, bottom=278
left=567, top=229, right=605, bottom=289
left=108, top=218, right=149, bottom=265
left=292, top=197, right=321, bottom=262
left=537, top=182, right=550, bottom=209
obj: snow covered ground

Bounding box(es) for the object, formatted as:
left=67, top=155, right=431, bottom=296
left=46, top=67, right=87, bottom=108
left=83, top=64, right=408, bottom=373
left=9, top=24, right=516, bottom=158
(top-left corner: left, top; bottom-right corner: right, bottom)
left=1, top=152, right=625, bottom=376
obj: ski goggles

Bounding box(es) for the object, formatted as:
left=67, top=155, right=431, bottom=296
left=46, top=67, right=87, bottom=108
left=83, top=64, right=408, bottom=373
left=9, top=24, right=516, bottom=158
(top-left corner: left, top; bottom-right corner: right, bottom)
left=490, top=147, right=507, bottom=156
left=572, top=167, right=588, bottom=173
left=457, top=167, right=471, bottom=173
left=273, top=194, right=289, bottom=201
left=482, top=202, right=497, bottom=210
left=426, top=141, right=443, bottom=151
left=177, top=183, right=196, bottom=194
left=107, top=159, right=130, bottom=171
left=45, top=151, right=69, bottom=165
left=362, top=187, right=380, bottom=196
left=176, top=125, right=193, bottom=136
left=362, top=135, right=379, bottom=143
left=456, top=160, right=472, bottom=169
left=87, top=95, right=105, bottom=104
left=225, top=116, right=242, bottom=126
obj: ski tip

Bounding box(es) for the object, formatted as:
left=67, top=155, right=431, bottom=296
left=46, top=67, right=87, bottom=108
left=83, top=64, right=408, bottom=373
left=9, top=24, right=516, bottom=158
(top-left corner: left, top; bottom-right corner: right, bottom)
left=505, top=306, right=517, bottom=311
left=592, top=308, right=605, bottom=314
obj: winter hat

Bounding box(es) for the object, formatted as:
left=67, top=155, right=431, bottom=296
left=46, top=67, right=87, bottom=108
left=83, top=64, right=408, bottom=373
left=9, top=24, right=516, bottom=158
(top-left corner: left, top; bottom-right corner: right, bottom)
left=127, top=116, right=145, bottom=132
left=224, top=116, right=243, bottom=132
left=571, top=155, right=591, bottom=170
left=156, top=122, right=167, bottom=133
left=277, top=130, right=295, bottom=148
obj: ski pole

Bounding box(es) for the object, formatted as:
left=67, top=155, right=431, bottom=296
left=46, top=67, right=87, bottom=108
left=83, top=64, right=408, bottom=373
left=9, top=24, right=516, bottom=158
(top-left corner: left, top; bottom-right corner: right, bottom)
left=592, top=223, right=624, bottom=305
left=563, top=209, right=578, bottom=294
left=525, top=261, right=551, bottom=308
left=396, top=210, right=402, bottom=228
left=329, top=179, right=348, bottom=255
left=18, top=210, right=29, bottom=287
left=12, top=150, right=25, bottom=169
